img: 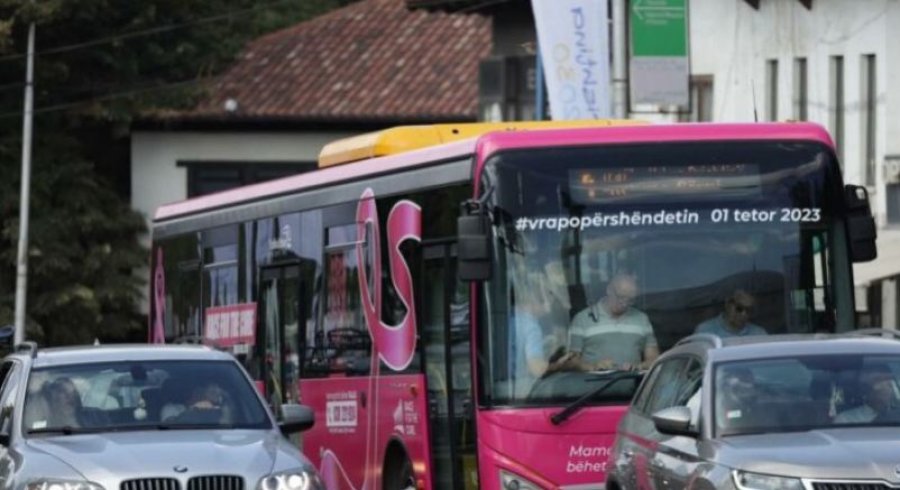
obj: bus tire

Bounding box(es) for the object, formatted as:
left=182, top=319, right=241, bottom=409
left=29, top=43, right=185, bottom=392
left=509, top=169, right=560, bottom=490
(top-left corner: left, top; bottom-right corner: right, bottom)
left=382, top=443, right=415, bottom=490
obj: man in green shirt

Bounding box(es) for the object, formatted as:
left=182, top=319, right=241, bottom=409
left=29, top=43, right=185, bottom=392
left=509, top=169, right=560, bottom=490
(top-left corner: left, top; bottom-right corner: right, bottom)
left=568, top=273, right=659, bottom=371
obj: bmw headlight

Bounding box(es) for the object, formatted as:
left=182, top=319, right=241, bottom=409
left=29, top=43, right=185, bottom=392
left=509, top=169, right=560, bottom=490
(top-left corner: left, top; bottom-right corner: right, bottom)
left=26, top=481, right=104, bottom=490
left=258, top=470, right=324, bottom=490
left=733, top=470, right=804, bottom=490
left=499, top=469, right=543, bottom=490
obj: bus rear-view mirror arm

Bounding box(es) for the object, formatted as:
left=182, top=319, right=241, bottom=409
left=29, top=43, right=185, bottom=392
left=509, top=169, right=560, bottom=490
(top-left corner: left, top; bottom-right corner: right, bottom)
left=458, top=195, right=493, bottom=282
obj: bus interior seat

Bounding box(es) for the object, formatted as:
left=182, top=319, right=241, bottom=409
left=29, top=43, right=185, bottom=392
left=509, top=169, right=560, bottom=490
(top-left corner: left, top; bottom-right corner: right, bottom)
left=140, top=387, right=164, bottom=420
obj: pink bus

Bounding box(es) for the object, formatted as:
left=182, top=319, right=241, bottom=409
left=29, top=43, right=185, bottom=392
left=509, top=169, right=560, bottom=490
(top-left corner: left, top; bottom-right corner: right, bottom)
left=148, top=121, right=876, bottom=490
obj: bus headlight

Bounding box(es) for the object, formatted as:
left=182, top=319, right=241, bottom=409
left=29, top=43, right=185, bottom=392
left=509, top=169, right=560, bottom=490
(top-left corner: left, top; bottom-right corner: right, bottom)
left=499, top=469, right=542, bottom=490
left=258, top=470, right=325, bottom=490
left=26, top=480, right=104, bottom=490
left=733, top=470, right=804, bottom=490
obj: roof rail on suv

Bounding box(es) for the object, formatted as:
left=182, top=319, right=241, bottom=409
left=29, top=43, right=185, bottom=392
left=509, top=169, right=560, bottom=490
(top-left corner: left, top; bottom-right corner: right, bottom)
left=675, top=333, right=723, bottom=349
left=15, top=341, right=38, bottom=358
left=845, top=328, right=900, bottom=340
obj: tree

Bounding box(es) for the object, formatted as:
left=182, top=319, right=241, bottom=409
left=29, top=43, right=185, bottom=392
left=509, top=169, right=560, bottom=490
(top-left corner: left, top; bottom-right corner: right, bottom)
left=0, top=0, right=348, bottom=345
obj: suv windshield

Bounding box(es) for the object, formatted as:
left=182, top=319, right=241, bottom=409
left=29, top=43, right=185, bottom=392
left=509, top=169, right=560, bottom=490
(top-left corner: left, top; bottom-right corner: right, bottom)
left=715, top=354, right=900, bottom=436
left=23, top=360, right=270, bottom=434
left=478, top=141, right=847, bottom=407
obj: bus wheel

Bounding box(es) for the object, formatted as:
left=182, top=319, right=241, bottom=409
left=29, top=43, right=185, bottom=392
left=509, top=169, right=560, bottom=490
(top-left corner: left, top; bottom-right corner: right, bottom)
left=383, top=450, right=415, bottom=490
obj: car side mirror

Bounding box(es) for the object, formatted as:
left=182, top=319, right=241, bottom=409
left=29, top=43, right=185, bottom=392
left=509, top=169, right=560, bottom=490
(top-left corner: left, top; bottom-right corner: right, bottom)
left=278, top=403, right=314, bottom=436
left=652, top=406, right=697, bottom=437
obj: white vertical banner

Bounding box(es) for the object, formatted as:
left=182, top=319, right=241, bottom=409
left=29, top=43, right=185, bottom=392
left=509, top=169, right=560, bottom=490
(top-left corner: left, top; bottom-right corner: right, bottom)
left=531, top=0, right=611, bottom=120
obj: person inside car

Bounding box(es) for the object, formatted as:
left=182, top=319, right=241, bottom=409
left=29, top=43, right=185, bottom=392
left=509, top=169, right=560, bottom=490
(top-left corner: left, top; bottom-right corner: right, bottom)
left=716, top=368, right=771, bottom=433
left=168, top=382, right=230, bottom=424
left=43, top=377, right=107, bottom=428
left=834, top=365, right=897, bottom=424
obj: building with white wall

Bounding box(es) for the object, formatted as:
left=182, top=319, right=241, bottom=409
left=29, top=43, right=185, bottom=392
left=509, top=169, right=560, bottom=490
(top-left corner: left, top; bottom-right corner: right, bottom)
left=131, top=131, right=351, bottom=244
left=686, top=0, right=900, bottom=327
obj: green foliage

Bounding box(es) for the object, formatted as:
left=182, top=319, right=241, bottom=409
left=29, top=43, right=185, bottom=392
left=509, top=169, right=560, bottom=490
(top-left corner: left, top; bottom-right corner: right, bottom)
left=0, top=0, right=346, bottom=345
left=0, top=130, right=148, bottom=345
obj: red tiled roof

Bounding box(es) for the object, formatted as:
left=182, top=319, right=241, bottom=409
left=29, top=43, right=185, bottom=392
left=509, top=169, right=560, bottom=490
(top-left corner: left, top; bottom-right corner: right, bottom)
left=188, top=0, right=491, bottom=123
left=405, top=0, right=494, bottom=10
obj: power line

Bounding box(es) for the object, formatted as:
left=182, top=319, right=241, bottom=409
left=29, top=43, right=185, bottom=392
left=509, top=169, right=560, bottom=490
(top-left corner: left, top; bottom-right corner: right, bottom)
left=0, top=76, right=186, bottom=96
left=0, top=0, right=301, bottom=64
left=0, top=77, right=210, bottom=120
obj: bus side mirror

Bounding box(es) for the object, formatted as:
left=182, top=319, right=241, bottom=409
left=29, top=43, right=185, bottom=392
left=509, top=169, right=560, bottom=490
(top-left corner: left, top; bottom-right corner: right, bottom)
left=458, top=204, right=492, bottom=282
left=845, top=184, right=877, bottom=263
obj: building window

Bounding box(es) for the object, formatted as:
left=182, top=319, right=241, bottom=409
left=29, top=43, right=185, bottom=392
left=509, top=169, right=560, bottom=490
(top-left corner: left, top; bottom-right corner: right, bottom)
left=830, top=56, right=845, bottom=162
left=180, top=161, right=316, bottom=198
left=793, top=58, right=808, bottom=121
left=766, top=59, right=778, bottom=121
left=678, top=75, right=713, bottom=122
left=862, top=54, right=877, bottom=186
left=888, top=183, right=900, bottom=225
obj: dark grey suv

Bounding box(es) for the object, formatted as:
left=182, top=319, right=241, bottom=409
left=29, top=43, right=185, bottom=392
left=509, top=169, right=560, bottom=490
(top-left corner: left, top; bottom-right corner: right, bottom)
left=0, top=342, right=325, bottom=490
left=607, top=331, right=900, bottom=490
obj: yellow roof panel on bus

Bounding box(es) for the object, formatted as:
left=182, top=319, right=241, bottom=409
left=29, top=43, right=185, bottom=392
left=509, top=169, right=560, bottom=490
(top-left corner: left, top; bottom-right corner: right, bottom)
left=318, top=119, right=645, bottom=167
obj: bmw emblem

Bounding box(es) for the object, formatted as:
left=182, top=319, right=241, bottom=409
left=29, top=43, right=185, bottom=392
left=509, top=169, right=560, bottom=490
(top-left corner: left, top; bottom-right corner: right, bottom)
left=174, top=466, right=188, bottom=473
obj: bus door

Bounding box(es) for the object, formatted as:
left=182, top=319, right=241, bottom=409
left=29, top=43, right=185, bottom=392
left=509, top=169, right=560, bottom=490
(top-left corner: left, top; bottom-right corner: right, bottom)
left=421, top=243, right=477, bottom=490
left=258, top=264, right=304, bottom=413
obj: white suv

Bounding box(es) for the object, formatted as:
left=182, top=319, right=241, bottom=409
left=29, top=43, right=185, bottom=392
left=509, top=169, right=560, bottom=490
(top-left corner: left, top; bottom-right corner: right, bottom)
left=0, top=342, right=325, bottom=490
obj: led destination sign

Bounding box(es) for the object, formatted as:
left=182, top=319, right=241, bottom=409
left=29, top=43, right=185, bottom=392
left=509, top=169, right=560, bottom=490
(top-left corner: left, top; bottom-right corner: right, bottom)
left=569, top=163, right=761, bottom=203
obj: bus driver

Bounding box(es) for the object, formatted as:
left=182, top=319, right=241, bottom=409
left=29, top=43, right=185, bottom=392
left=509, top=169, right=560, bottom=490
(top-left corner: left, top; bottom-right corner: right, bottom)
left=568, top=273, right=659, bottom=371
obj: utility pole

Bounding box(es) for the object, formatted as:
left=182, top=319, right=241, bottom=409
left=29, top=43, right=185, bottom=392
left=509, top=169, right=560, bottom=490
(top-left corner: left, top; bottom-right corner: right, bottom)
left=535, top=42, right=545, bottom=120
left=612, top=0, right=629, bottom=119
left=14, top=20, right=36, bottom=346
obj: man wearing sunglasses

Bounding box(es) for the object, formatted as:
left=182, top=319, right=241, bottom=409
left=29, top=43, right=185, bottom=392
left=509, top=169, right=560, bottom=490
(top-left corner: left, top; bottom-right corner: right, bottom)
left=695, top=289, right=767, bottom=338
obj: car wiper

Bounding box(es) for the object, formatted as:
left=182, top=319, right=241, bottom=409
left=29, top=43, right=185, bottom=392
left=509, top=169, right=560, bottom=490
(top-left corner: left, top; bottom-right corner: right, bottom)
left=550, top=371, right=643, bottom=426
left=155, top=423, right=237, bottom=430
left=27, top=426, right=100, bottom=435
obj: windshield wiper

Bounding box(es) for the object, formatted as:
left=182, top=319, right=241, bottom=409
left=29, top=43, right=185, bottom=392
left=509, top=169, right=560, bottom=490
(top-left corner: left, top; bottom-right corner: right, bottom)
left=550, top=371, right=643, bottom=426
left=28, top=426, right=99, bottom=435
left=155, top=423, right=237, bottom=430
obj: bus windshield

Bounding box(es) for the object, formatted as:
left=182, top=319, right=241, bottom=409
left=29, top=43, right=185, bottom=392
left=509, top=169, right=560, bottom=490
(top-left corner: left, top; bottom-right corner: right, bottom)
left=479, top=141, right=847, bottom=407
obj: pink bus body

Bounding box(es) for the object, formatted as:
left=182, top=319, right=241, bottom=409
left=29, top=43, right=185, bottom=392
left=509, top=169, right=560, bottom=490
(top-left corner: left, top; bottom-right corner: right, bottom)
left=150, top=122, right=865, bottom=490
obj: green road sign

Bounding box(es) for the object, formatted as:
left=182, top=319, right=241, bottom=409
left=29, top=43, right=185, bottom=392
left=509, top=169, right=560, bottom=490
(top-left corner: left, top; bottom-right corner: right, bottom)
left=631, top=0, right=688, bottom=57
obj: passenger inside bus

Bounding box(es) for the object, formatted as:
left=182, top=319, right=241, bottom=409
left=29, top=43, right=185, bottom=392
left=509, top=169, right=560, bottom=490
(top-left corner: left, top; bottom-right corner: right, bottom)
left=694, top=289, right=768, bottom=338
left=510, top=273, right=578, bottom=396
left=541, top=260, right=573, bottom=348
